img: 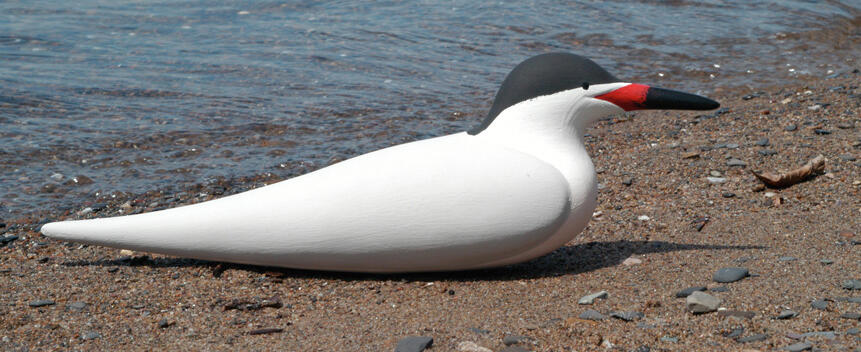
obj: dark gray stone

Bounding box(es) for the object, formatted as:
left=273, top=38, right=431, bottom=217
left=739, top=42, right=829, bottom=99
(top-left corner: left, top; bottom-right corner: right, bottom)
left=726, top=143, right=739, bottom=149
left=783, top=342, right=812, bottom=352
left=758, top=148, right=776, bottom=155
left=610, top=311, right=644, bottom=322
left=814, top=129, right=831, bottom=135
left=785, top=124, right=797, bottom=131
left=157, top=318, right=174, bottom=328
left=811, top=299, right=828, bottom=310
left=713, top=267, right=749, bottom=283
left=800, top=331, right=836, bottom=339
left=778, top=256, right=797, bottom=262
left=843, top=279, right=861, bottom=290
left=737, top=334, right=768, bottom=343
left=777, top=309, right=797, bottom=319
left=756, top=138, right=770, bottom=146
left=502, top=335, right=529, bottom=346
left=28, top=299, right=55, bottom=308
left=579, top=309, right=605, bottom=321
left=711, top=286, right=729, bottom=292
left=675, top=286, right=707, bottom=298
left=841, top=312, right=861, bottom=320
left=395, top=336, right=433, bottom=352
left=820, top=259, right=834, bottom=265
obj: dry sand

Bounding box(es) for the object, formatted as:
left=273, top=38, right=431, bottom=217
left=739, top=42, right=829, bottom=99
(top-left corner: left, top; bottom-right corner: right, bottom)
left=1, top=74, right=859, bottom=351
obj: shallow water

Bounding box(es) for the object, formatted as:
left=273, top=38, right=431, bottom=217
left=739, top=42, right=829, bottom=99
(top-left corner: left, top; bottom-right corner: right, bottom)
left=1, top=0, right=859, bottom=217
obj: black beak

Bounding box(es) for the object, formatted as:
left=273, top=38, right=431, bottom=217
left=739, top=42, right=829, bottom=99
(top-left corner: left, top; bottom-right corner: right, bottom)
left=645, top=87, right=720, bottom=110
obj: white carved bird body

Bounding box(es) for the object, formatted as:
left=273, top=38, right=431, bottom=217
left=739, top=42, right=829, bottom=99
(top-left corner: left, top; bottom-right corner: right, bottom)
left=41, top=53, right=719, bottom=272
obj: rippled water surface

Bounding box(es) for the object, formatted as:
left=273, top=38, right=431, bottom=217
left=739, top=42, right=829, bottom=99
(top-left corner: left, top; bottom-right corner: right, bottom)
left=1, top=0, right=859, bottom=217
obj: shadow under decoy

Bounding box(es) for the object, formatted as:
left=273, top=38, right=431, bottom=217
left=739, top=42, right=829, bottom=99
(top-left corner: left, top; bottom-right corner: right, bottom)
left=60, top=240, right=764, bottom=282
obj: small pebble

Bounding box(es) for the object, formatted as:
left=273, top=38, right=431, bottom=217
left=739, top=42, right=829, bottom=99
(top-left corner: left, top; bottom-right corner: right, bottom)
left=778, top=256, right=797, bottom=262
left=782, top=342, right=812, bottom=352
left=686, top=291, right=721, bottom=314
left=842, top=279, right=861, bottom=290
left=736, top=334, right=768, bottom=343
left=813, top=129, right=831, bottom=135
left=157, top=318, right=174, bottom=328
left=846, top=328, right=859, bottom=335
left=675, top=286, right=707, bottom=298
left=726, top=143, right=739, bottom=149
left=660, top=336, right=678, bottom=343
left=610, top=311, right=644, bottom=322
left=810, top=299, right=828, bottom=310
left=577, top=290, right=608, bottom=305
left=785, top=124, right=797, bottom=131
left=713, top=267, right=749, bottom=283
left=727, top=158, right=747, bottom=167
left=840, top=312, right=861, bottom=320
left=622, top=178, right=633, bottom=186
left=819, top=259, right=833, bottom=265
left=81, top=331, right=101, bottom=340
left=502, top=335, right=529, bottom=346
left=758, top=149, right=777, bottom=156
left=456, top=341, right=492, bottom=352
left=709, top=170, right=722, bottom=177
left=777, top=309, right=798, bottom=319
left=395, top=336, right=433, bottom=352
left=29, top=299, right=55, bottom=307
left=622, top=257, right=642, bottom=266
left=248, top=328, right=283, bottom=335
left=711, top=286, right=729, bottom=292
left=637, top=215, right=650, bottom=221
left=755, top=138, right=769, bottom=146
left=707, top=177, right=727, bottom=184
left=722, top=192, right=736, bottom=198
left=718, top=310, right=755, bottom=319
left=67, top=302, right=87, bottom=311
left=579, top=309, right=605, bottom=320
left=800, top=331, right=836, bottom=339
left=839, top=154, right=857, bottom=161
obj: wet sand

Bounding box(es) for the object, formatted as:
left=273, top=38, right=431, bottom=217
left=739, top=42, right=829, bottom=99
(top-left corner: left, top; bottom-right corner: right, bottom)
left=1, top=73, right=859, bottom=351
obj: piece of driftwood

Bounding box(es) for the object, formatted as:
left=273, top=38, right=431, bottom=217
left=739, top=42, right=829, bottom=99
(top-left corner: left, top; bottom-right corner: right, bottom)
left=751, top=155, right=825, bottom=188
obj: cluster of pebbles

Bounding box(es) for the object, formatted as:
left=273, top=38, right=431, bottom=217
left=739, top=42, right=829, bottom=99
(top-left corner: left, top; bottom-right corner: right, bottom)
left=1, top=75, right=859, bottom=350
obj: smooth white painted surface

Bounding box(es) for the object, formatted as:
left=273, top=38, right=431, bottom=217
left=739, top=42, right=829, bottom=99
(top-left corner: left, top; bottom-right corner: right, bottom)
left=41, top=83, right=629, bottom=272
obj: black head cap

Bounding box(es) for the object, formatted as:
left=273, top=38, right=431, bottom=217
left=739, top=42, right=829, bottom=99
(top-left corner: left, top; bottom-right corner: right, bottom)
left=469, top=53, right=619, bottom=135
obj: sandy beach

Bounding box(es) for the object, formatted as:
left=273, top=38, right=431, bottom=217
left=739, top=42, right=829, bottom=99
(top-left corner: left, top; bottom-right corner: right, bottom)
left=1, top=73, right=859, bottom=351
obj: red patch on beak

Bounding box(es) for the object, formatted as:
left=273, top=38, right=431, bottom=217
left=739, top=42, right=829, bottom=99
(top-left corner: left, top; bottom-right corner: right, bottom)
left=595, top=84, right=650, bottom=111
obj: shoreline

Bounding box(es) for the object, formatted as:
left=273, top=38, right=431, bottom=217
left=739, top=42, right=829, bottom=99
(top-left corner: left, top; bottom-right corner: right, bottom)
left=2, top=73, right=859, bottom=351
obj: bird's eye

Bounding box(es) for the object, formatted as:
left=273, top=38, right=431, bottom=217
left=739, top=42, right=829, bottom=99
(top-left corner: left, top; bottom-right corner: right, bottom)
left=582, top=82, right=589, bottom=90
